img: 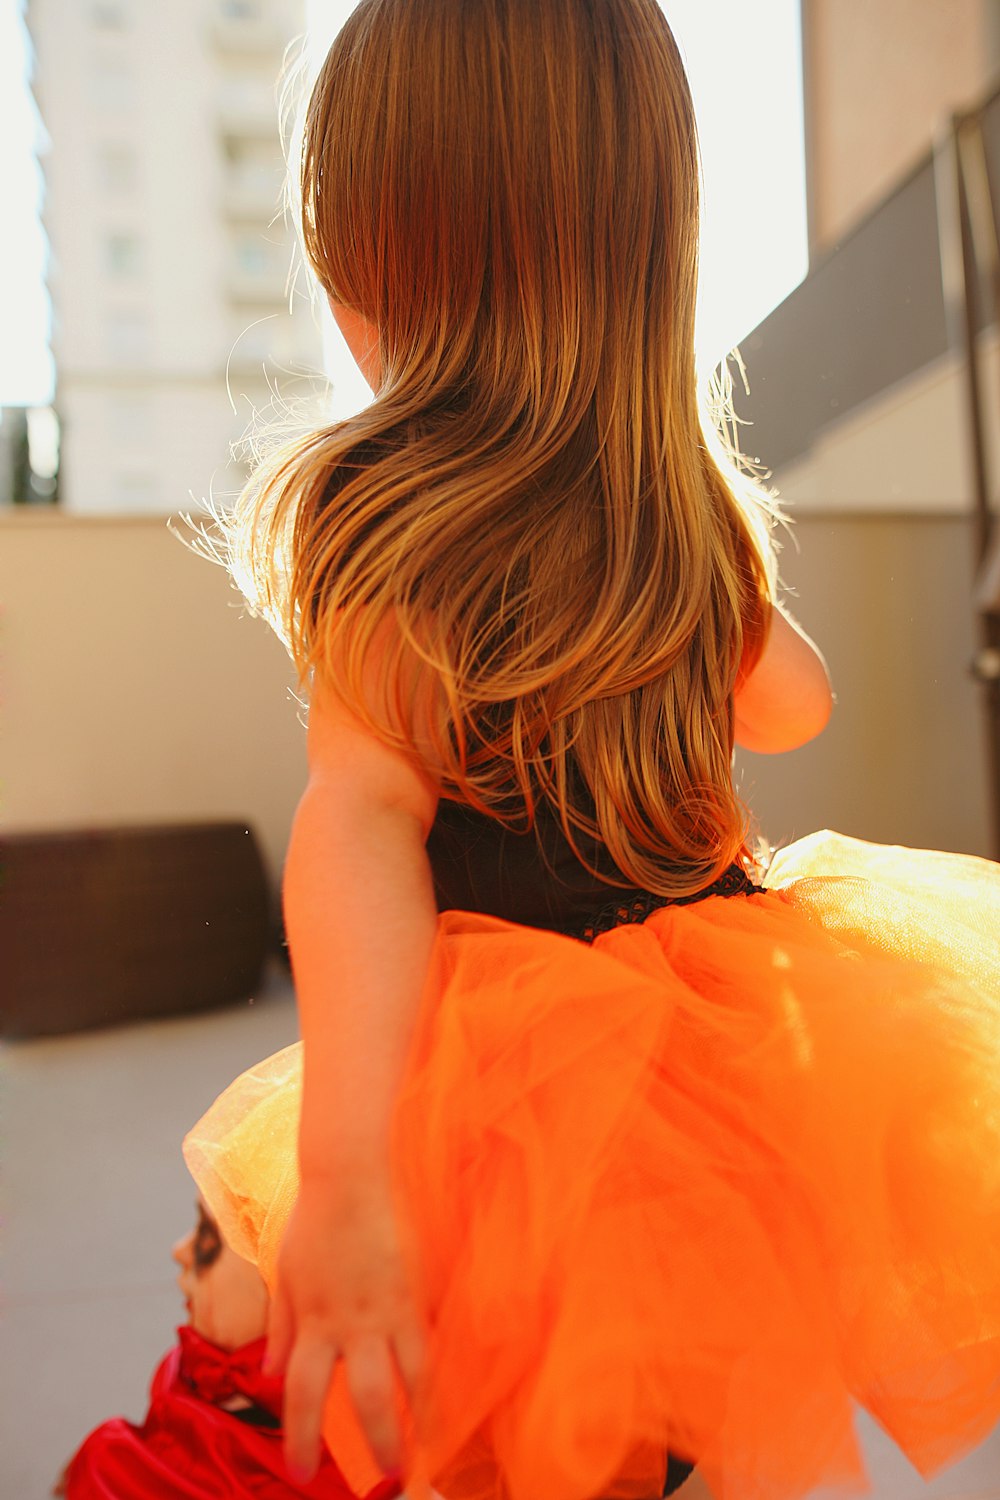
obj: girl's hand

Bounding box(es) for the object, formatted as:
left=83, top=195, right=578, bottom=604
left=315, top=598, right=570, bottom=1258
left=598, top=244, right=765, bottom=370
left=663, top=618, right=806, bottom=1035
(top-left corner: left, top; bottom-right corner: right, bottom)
left=265, top=1168, right=427, bottom=1483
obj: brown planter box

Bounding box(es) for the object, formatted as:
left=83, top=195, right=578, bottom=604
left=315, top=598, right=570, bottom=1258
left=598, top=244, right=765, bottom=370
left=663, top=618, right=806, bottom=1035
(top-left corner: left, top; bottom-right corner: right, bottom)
left=1, top=822, right=271, bottom=1038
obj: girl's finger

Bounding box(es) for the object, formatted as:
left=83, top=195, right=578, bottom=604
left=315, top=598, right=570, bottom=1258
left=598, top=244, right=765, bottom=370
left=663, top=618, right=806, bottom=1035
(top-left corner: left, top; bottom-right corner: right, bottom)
left=344, top=1332, right=403, bottom=1475
left=283, top=1332, right=339, bottom=1481
left=264, top=1281, right=294, bottom=1377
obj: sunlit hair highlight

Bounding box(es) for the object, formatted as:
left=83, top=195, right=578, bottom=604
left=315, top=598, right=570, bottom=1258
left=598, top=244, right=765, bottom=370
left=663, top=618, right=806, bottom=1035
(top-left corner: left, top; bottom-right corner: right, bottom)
left=225, top=0, right=779, bottom=896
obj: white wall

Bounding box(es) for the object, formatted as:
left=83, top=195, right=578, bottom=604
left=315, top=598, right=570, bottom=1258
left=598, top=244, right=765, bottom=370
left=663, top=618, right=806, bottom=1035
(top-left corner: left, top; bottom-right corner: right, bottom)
left=736, top=511, right=993, bottom=860
left=804, top=0, right=993, bottom=251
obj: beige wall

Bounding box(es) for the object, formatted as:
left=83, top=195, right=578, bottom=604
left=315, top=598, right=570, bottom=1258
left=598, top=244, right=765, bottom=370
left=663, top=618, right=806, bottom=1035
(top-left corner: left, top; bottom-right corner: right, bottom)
left=0, top=512, right=304, bottom=888
left=737, top=510, right=993, bottom=860
left=804, top=0, right=994, bottom=252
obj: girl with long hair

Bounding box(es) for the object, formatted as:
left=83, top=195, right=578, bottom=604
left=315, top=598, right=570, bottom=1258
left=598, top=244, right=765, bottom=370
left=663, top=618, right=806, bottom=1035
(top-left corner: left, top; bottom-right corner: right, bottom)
left=185, top=3, right=1000, bottom=1497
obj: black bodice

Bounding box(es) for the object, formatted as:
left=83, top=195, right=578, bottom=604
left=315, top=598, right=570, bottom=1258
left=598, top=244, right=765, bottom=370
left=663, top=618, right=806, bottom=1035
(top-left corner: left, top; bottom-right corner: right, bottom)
left=427, top=796, right=626, bottom=931
left=426, top=796, right=761, bottom=935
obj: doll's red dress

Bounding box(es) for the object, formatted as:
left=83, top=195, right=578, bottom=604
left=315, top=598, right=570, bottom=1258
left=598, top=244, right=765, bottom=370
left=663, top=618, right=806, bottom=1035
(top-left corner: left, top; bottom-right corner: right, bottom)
left=61, top=1325, right=400, bottom=1500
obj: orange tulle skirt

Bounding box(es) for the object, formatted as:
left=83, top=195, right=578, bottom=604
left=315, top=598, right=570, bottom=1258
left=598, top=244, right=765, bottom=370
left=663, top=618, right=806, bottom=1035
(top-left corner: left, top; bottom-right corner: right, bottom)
left=183, top=831, right=1000, bottom=1500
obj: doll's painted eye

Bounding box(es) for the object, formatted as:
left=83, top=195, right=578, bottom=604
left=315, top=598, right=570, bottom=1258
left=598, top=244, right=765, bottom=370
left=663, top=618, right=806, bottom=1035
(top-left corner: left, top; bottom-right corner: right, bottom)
left=193, top=1206, right=223, bottom=1272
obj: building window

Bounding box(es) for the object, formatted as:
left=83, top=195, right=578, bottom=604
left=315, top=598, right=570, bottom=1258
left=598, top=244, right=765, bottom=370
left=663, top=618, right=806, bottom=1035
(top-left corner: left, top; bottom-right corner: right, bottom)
left=105, top=232, right=143, bottom=278
left=105, top=308, right=151, bottom=363
left=229, top=233, right=289, bottom=304
left=231, top=311, right=275, bottom=363
left=220, top=0, right=262, bottom=20
left=234, top=236, right=274, bottom=276
left=107, top=394, right=153, bottom=448
left=93, top=2, right=128, bottom=27
left=90, top=59, right=135, bottom=113
left=223, top=138, right=281, bottom=201
left=109, top=472, right=158, bottom=512
left=97, top=143, right=138, bottom=194
left=218, top=74, right=277, bottom=123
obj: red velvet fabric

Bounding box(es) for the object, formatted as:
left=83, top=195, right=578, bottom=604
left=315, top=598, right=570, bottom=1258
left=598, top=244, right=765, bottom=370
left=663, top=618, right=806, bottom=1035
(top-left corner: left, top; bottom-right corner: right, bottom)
left=62, top=1327, right=401, bottom=1500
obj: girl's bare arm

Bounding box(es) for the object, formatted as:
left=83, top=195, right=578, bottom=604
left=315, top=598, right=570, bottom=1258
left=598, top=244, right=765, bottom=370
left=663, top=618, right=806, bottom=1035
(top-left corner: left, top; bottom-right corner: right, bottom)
left=272, top=661, right=441, bottom=1481
left=734, top=603, right=833, bottom=753
left=287, top=671, right=440, bottom=1174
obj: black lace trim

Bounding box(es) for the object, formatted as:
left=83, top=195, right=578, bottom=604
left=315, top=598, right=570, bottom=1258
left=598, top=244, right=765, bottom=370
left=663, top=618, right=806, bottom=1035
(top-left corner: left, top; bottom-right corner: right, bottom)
left=227, top=1403, right=282, bottom=1430
left=570, top=863, right=763, bottom=944
left=663, top=1453, right=697, bottom=1495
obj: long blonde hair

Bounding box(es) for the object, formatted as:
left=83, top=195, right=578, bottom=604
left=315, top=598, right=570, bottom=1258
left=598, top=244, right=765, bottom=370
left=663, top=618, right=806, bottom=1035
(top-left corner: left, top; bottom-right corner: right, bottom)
left=230, top=0, right=777, bottom=896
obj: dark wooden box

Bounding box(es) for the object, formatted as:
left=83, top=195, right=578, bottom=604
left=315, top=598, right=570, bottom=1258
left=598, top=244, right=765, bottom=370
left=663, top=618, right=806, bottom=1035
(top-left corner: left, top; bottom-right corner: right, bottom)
left=1, top=822, right=271, bottom=1038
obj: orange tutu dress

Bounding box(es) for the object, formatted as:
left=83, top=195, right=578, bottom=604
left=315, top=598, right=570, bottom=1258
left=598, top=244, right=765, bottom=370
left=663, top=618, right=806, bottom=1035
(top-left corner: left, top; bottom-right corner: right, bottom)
left=184, top=828, right=1000, bottom=1500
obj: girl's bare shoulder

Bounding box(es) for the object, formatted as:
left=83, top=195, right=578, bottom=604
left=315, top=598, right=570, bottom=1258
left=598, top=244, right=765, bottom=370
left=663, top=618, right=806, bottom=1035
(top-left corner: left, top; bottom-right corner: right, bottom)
left=734, top=605, right=833, bottom=754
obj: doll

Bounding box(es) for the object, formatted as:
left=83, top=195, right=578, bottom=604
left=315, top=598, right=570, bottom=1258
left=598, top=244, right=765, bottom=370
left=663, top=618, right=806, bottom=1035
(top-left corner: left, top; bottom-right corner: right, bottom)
left=55, top=1195, right=402, bottom=1500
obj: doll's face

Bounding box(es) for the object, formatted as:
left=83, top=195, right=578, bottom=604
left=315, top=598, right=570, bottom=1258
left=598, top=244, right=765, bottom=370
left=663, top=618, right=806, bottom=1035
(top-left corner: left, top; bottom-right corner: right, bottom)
left=172, top=1200, right=269, bottom=1352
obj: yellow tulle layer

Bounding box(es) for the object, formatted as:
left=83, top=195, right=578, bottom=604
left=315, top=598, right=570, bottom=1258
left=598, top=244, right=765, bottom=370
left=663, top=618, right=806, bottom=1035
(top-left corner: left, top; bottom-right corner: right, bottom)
left=184, top=831, right=1000, bottom=1500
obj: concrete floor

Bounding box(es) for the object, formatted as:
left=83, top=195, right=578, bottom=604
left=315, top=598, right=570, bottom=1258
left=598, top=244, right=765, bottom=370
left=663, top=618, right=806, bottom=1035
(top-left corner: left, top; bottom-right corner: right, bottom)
left=2, top=969, right=999, bottom=1500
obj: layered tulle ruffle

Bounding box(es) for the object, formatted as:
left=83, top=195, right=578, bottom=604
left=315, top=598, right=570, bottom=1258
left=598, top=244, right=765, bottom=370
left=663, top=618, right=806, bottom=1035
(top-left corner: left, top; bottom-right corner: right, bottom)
left=184, top=831, right=1000, bottom=1500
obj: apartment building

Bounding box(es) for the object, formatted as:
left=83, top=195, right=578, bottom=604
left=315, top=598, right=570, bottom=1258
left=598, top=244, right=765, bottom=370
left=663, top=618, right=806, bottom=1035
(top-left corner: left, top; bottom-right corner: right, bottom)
left=28, top=0, right=321, bottom=515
